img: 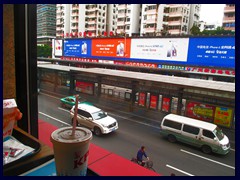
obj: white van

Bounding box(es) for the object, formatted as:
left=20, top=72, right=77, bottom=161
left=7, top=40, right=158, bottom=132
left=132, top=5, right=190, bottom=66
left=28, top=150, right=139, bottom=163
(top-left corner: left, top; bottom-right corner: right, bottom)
left=70, top=104, right=118, bottom=136
left=160, top=114, right=230, bottom=155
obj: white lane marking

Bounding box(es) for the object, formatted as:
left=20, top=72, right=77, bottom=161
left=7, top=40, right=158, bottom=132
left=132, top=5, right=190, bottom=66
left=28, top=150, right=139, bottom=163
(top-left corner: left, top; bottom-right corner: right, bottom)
left=39, top=112, right=71, bottom=126
left=58, top=107, right=70, bottom=113
left=181, top=149, right=235, bottom=170
left=166, top=164, right=194, bottom=176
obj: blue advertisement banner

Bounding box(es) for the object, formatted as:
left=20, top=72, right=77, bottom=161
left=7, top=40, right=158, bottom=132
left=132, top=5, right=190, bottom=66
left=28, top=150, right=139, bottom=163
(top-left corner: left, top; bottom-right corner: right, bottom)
left=64, top=39, right=92, bottom=57
left=187, top=37, right=235, bottom=68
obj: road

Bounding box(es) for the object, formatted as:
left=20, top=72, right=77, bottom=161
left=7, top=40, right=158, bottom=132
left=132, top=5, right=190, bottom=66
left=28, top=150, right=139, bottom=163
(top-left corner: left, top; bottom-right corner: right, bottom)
left=38, top=92, right=235, bottom=176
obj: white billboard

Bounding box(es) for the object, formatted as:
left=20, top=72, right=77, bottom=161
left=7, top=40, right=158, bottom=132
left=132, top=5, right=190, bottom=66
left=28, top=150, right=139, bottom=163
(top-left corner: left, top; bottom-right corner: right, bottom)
left=54, top=39, right=63, bottom=57
left=130, top=38, right=189, bottom=62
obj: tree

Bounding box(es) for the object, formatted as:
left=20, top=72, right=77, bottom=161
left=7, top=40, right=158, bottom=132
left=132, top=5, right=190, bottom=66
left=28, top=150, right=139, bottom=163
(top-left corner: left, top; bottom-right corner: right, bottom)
left=37, top=44, right=52, bottom=58
left=190, top=24, right=200, bottom=35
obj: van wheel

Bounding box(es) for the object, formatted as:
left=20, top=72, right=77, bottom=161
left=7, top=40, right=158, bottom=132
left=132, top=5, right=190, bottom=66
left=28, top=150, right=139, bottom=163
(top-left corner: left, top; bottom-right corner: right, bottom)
left=72, top=118, right=79, bottom=126
left=201, top=145, right=212, bottom=154
left=94, top=127, right=102, bottom=136
left=168, top=135, right=177, bottom=143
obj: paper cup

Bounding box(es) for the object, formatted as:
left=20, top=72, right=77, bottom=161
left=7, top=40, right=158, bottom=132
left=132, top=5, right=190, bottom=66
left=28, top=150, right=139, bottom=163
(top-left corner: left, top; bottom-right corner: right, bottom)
left=51, top=127, right=92, bottom=176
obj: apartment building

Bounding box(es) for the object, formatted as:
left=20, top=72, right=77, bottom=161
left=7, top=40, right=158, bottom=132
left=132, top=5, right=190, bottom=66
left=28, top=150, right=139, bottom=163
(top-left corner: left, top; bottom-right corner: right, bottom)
left=56, top=4, right=71, bottom=38
left=37, top=4, right=56, bottom=45
left=222, top=4, right=235, bottom=32
left=56, top=4, right=111, bottom=38
left=141, top=4, right=201, bottom=36
left=56, top=4, right=201, bottom=38
left=116, top=4, right=141, bottom=36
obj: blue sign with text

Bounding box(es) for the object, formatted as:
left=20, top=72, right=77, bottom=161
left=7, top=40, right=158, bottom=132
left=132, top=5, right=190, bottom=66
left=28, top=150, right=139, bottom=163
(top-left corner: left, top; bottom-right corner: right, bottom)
left=187, top=37, right=235, bottom=68
left=64, top=39, right=92, bottom=57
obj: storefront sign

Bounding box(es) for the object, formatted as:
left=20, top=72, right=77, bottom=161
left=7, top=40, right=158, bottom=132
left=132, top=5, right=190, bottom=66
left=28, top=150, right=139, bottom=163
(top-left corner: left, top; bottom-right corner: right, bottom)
left=214, top=107, right=233, bottom=128
left=75, top=81, right=94, bottom=95
left=186, top=101, right=215, bottom=122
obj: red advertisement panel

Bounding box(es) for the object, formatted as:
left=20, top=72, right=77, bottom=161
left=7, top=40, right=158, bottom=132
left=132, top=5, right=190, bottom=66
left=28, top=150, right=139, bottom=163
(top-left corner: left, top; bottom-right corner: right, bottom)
left=162, top=97, right=170, bottom=112
left=186, top=101, right=215, bottom=122
left=150, top=95, right=157, bottom=109
left=92, top=38, right=131, bottom=58
left=138, top=92, right=146, bottom=107
left=75, top=81, right=94, bottom=95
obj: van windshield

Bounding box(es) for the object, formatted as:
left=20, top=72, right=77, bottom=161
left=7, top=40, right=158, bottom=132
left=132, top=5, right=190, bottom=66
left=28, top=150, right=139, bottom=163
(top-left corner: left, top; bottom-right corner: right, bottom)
left=92, top=110, right=107, bottom=120
left=214, top=127, right=224, bottom=141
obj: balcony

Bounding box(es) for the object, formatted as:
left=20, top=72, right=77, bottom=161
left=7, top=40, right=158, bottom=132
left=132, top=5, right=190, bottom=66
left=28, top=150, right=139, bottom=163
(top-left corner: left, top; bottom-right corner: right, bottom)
left=117, top=29, right=125, bottom=34
left=169, top=12, right=183, bottom=17
left=146, top=9, right=157, bottom=15
left=71, top=12, right=79, bottom=17
left=87, top=20, right=97, bottom=24
left=118, top=4, right=127, bottom=10
left=144, top=27, right=156, bottom=33
left=222, top=17, right=235, bottom=23
left=72, top=5, right=79, bottom=10
left=71, top=26, right=79, bottom=30
left=117, top=21, right=125, bottom=26
left=87, top=26, right=96, bottom=31
left=118, top=13, right=126, bottom=18
left=71, top=18, right=79, bottom=23
left=86, top=7, right=97, bottom=12
left=168, top=29, right=181, bottom=35
left=87, top=13, right=97, bottom=18
left=146, top=19, right=157, bottom=24
left=168, top=20, right=181, bottom=26
left=224, top=6, right=235, bottom=13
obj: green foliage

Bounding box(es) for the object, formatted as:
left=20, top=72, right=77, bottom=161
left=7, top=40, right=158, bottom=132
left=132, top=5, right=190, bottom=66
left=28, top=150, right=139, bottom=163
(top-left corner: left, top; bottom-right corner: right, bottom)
left=37, top=44, right=52, bottom=57
left=190, top=24, right=200, bottom=35
left=201, top=26, right=235, bottom=36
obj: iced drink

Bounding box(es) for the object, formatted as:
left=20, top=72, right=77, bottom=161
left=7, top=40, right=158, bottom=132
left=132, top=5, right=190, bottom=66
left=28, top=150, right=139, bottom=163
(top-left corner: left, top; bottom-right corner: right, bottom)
left=50, top=127, right=92, bottom=176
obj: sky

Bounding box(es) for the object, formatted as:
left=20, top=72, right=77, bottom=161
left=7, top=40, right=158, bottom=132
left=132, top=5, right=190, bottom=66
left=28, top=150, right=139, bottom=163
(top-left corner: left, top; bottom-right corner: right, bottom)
left=199, top=4, right=225, bottom=25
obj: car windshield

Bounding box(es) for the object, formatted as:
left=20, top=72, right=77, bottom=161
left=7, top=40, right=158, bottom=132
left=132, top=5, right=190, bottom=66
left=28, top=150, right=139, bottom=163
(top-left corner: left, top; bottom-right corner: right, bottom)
left=213, top=127, right=225, bottom=141
left=91, top=110, right=107, bottom=120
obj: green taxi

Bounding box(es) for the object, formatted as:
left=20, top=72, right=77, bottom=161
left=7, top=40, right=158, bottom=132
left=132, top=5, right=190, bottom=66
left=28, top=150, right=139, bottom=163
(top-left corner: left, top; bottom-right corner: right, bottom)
left=60, top=96, right=92, bottom=109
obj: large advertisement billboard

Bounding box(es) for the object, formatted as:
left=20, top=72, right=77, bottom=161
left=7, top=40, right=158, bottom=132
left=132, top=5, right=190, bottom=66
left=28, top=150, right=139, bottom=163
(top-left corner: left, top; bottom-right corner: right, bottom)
left=59, top=37, right=235, bottom=69
left=130, top=38, right=189, bottom=62
left=63, top=39, right=92, bottom=57
left=187, top=37, right=235, bottom=68
left=91, top=38, right=131, bottom=58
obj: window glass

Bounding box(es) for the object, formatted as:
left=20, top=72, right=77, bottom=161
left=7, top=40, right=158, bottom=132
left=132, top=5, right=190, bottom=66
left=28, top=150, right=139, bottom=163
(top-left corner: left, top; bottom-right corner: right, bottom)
left=183, top=125, right=199, bottom=135
left=163, top=119, right=182, bottom=130
left=203, top=130, right=215, bottom=139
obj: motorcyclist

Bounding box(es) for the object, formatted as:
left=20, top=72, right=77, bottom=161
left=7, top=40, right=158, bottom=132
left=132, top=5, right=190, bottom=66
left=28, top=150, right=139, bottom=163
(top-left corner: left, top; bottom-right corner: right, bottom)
left=136, top=146, right=149, bottom=166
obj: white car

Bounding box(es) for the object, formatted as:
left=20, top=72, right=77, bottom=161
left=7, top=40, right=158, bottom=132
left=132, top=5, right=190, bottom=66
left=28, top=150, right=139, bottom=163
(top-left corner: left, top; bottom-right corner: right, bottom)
left=70, top=104, right=118, bottom=136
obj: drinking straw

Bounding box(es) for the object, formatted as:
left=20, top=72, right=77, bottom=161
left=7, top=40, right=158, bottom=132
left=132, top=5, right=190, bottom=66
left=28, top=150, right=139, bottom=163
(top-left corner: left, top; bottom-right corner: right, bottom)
left=72, top=94, right=79, bottom=136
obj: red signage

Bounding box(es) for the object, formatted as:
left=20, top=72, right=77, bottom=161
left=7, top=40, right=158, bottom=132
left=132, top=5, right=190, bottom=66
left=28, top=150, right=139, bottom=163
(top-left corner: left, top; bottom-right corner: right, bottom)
left=75, top=81, right=94, bottom=95
left=138, top=92, right=146, bottom=107
left=162, top=97, right=170, bottom=112
left=149, top=95, right=157, bottom=109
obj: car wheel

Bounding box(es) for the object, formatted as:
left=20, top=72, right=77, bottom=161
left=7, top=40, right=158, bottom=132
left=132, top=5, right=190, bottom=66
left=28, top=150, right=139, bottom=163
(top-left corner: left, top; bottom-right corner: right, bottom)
left=72, top=118, right=79, bottom=126
left=168, top=134, right=177, bottom=143
left=201, top=145, right=212, bottom=154
left=94, top=127, right=102, bottom=136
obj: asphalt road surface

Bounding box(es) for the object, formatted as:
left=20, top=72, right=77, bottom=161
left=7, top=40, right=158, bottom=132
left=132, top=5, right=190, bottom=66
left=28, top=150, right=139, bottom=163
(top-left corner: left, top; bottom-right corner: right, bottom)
left=38, top=92, right=235, bottom=176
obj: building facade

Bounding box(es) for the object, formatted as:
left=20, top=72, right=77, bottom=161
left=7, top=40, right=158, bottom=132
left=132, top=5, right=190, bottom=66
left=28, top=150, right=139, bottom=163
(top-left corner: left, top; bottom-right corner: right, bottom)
left=56, top=4, right=202, bottom=38
left=222, top=4, right=235, bottom=32
left=37, top=4, right=56, bottom=45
